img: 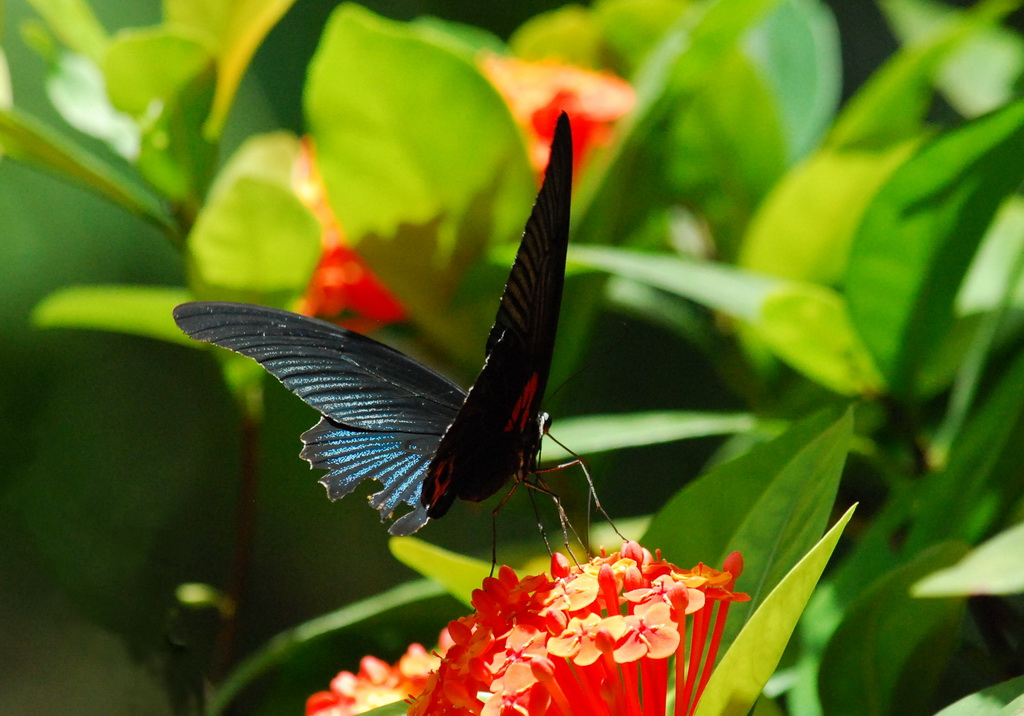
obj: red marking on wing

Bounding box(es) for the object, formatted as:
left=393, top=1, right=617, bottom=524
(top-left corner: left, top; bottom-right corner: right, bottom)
left=427, top=457, right=455, bottom=509
left=505, top=373, right=539, bottom=433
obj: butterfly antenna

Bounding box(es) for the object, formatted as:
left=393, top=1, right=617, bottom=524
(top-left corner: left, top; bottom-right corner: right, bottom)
left=543, top=431, right=627, bottom=542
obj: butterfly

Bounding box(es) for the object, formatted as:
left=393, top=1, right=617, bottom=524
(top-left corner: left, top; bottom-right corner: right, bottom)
left=173, top=112, right=573, bottom=536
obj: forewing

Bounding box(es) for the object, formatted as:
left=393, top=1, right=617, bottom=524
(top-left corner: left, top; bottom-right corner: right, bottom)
left=424, top=115, right=574, bottom=517
left=485, top=111, right=572, bottom=378
left=173, top=302, right=464, bottom=432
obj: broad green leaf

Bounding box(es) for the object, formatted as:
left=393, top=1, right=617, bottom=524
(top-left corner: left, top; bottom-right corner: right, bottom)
left=693, top=504, right=856, bottom=716
left=746, top=0, right=841, bottom=161
left=208, top=580, right=446, bottom=716
left=881, top=0, right=1024, bottom=117
left=571, top=247, right=881, bottom=394
left=31, top=285, right=193, bottom=344
left=304, top=4, right=535, bottom=357
left=759, top=283, right=883, bottom=395
left=913, top=520, right=1024, bottom=597
left=508, top=4, right=605, bottom=69
left=24, top=0, right=107, bottom=61
left=186, top=132, right=320, bottom=302
left=540, top=411, right=774, bottom=462
left=818, top=543, right=968, bottom=716
left=829, top=0, right=1016, bottom=150
left=644, top=406, right=851, bottom=618
left=738, top=140, right=919, bottom=284
left=46, top=51, right=139, bottom=159
left=570, top=246, right=772, bottom=320
left=933, top=674, right=1024, bottom=716
left=390, top=538, right=492, bottom=607
left=845, top=98, right=1024, bottom=397
left=166, top=0, right=297, bottom=138
left=102, top=27, right=212, bottom=118
left=0, top=108, right=174, bottom=233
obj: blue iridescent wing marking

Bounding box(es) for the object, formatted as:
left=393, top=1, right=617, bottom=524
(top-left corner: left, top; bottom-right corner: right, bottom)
left=300, top=418, right=440, bottom=535
left=172, top=302, right=465, bottom=533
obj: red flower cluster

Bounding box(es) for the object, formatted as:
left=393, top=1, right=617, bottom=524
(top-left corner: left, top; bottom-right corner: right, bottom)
left=410, top=541, right=749, bottom=716
left=293, top=137, right=406, bottom=327
left=306, top=638, right=451, bottom=716
left=482, top=55, right=635, bottom=175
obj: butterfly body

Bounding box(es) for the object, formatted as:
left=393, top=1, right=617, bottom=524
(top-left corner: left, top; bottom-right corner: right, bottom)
left=174, top=113, right=573, bottom=536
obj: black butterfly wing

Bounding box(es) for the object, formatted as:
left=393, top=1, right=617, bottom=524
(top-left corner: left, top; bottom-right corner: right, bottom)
left=173, top=302, right=465, bottom=534
left=421, top=112, right=573, bottom=519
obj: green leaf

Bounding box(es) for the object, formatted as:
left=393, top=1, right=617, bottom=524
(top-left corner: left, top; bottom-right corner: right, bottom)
left=881, top=0, right=1024, bottom=117
left=304, top=4, right=535, bottom=357
left=46, top=51, right=139, bottom=158
left=390, top=537, right=492, bottom=607
left=208, top=580, right=446, bottom=716
left=410, top=16, right=507, bottom=58
left=759, top=283, right=884, bottom=395
left=693, top=504, right=856, bottom=716
left=746, top=0, right=842, bottom=161
left=0, top=108, right=174, bottom=234
left=738, top=139, right=919, bottom=284
left=509, top=4, right=605, bottom=69
left=644, top=406, right=852, bottom=618
left=358, top=703, right=409, bottom=716
left=913, top=520, right=1024, bottom=597
left=817, top=543, right=968, bottom=716
left=829, top=0, right=1016, bottom=150
left=541, top=411, right=775, bottom=462
left=933, top=674, right=1024, bottom=716
left=845, top=98, right=1024, bottom=397
left=666, top=47, right=787, bottom=260
left=593, top=0, right=688, bottom=76
left=957, top=196, right=1024, bottom=315
left=186, top=132, right=321, bottom=303
left=166, top=0, right=298, bottom=139
left=101, top=27, right=212, bottom=118
left=571, top=247, right=881, bottom=394
left=24, top=0, right=107, bottom=61
left=908, top=349, right=1024, bottom=553
left=135, top=61, right=218, bottom=205
left=31, top=285, right=193, bottom=344
left=0, top=48, right=11, bottom=109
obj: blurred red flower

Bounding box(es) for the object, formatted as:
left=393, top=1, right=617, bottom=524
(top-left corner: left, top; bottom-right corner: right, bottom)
left=306, top=636, right=452, bottom=716
left=482, top=55, right=635, bottom=175
left=293, top=137, right=406, bottom=328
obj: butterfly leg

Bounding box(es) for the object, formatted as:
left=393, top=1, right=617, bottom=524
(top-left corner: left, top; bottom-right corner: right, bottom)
left=541, top=432, right=627, bottom=541
left=524, top=476, right=585, bottom=565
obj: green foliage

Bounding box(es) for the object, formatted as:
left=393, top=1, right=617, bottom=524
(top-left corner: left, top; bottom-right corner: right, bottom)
left=4, top=0, right=1024, bottom=713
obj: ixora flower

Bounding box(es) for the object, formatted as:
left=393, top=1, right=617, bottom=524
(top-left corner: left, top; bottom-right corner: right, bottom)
left=293, top=137, right=406, bottom=327
left=307, top=638, right=451, bottom=716
left=482, top=55, right=635, bottom=175
left=309, top=541, right=748, bottom=716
